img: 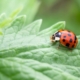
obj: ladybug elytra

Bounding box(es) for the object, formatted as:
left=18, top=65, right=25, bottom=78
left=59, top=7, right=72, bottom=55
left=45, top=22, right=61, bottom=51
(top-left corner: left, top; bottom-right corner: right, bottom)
left=50, top=29, right=78, bottom=49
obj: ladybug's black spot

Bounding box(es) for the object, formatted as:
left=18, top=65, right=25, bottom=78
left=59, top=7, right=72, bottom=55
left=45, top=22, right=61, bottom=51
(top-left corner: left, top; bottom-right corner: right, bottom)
left=69, top=38, right=72, bottom=43
left=62, top=39, right=65, bottom=42
left=72, top=45, right=74, bottom=48
left=68, top=30, right=70, bottom=32
left=63, top=36, right=66, bottom=38
left=66, top=43, right=70, bottom=47
left=74, top=36, right=77, bottom=40
left=74, top=40, right=76, bottom=43
left=68, top=33, right=71, bottom=37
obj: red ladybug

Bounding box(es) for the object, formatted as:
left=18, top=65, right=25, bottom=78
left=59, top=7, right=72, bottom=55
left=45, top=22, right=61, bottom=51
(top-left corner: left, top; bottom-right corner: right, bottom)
left=50, top=29, right=78, bottom=49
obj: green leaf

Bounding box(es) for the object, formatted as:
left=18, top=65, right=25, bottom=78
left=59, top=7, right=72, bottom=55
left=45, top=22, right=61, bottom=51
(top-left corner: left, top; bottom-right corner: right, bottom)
left=0, top=58, right=80, bottom=80
left=20, top=19, right=42, bottom=35
left=0, top=58, right=51, bottom=80
left=0, top=13, right=7, bottom=34
left=0, top=0, right=40, bottom=24
left=10, top=7, right=23, bottom=18
left=0, top=13, right=6, bottom=23
left=0, top=7, right=22, bottom=28
left=3, top=15, right=26, bottom=34
left=0, top=20, right=80, bottom=80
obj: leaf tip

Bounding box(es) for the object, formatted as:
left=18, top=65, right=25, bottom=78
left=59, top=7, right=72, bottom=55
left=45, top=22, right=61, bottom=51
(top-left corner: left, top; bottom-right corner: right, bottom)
left=37, top=19, right=42, bottom=23
left=59, top=21, right=66, bottom=28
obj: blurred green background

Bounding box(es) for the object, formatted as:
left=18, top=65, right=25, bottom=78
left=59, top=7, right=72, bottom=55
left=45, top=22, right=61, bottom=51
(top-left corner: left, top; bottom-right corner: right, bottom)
left=34, top=0, right=80, bottom=35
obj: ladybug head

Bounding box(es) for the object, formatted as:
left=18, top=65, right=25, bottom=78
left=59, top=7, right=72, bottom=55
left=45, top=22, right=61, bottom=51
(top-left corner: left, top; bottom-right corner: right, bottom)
left=51, top=31, right=61, bottom=42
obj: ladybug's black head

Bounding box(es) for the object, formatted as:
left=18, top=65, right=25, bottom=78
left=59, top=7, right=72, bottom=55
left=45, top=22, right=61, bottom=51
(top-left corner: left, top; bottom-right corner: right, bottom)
left=51, top=31, right=61, bottom=42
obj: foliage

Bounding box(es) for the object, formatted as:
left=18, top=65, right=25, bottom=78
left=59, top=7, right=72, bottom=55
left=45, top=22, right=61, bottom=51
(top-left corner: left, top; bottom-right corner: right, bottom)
left=0, top=0, right=80, bottom=80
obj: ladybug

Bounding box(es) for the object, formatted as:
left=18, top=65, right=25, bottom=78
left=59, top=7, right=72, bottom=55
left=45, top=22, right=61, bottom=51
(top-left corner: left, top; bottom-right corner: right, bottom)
left=50, top=29, right=78, bottom=49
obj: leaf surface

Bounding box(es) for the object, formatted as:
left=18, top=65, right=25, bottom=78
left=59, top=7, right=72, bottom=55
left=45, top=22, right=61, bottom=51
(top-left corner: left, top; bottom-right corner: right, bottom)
left=0, top=18, right=80, bottom=80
